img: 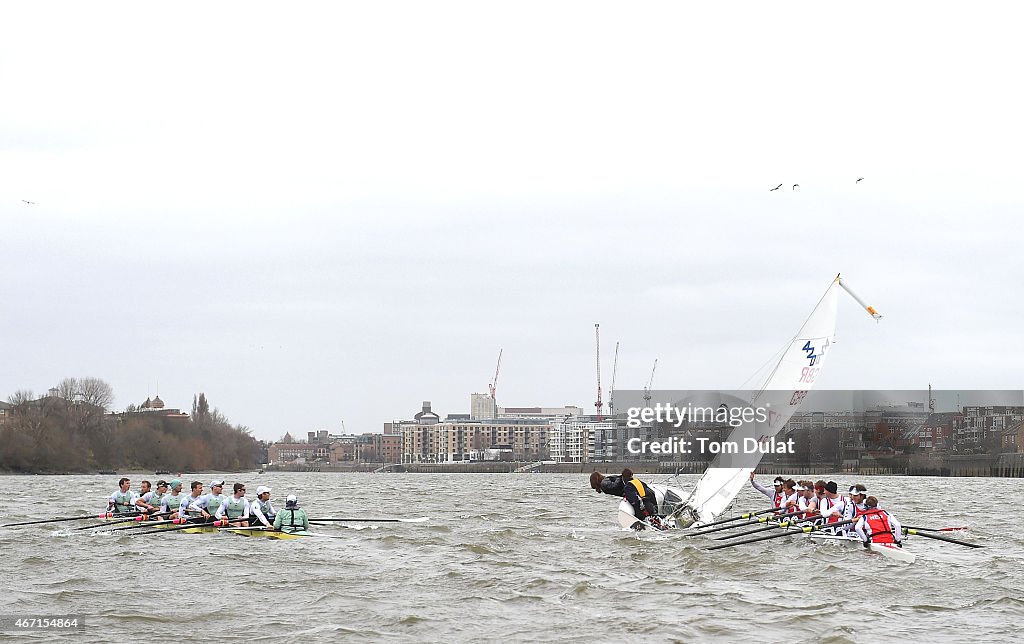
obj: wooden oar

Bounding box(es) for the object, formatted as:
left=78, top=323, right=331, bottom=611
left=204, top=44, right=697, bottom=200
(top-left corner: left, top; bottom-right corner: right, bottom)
left=707, top=519, right=856, bottom=551
left=714, top=514, right=822, bottom=541
left=1, top=512, right=139, bottom=528
left=684, top=508, right=808, bottom=537
left=308, top=517, right=428, bottom=523
left=904, top=528, right=983, bottom=548
left=680, top=507, right=780, bottom=532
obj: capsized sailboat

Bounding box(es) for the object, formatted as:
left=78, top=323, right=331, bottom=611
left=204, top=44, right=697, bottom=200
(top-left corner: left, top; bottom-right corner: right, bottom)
left=617, top=274, right=881, bottom=530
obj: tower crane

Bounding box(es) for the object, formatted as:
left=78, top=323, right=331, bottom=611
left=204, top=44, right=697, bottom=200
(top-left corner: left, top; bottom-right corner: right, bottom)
left=594, top=324, right=603, bottom=420
left=607, top=342, right=620, bottom=417
left=643, top=358, right=658, bottom=409
left=488, top=349, right=503, bottom=403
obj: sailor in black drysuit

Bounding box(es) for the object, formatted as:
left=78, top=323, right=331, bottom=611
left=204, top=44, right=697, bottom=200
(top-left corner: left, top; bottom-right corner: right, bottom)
left=590, top=471, right=626, bottom=496
left=621, top=469, right=665, bottom=530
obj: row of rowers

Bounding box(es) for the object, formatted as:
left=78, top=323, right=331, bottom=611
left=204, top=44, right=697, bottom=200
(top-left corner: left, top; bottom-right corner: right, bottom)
left=105, top=477, right=304, bottom=530
left=749, top=473, right=904, bottom=545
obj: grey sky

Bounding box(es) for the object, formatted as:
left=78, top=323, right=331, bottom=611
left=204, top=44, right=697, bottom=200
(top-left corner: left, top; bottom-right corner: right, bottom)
left=2, top=2, right=1022, bottom=440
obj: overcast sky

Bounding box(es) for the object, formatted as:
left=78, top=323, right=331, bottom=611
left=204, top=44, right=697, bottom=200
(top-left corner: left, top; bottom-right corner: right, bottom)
left=2, top=2, right=1021, bottom=441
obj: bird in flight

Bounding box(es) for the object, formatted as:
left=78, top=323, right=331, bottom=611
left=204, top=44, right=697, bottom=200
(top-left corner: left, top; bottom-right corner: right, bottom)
left=21, top=199, right=35, bottom=205
left=792, top=184, right=799, bottom=190
left=856, top=177, right=864, bottom=183
left=770, top=184, right=783, bottom=191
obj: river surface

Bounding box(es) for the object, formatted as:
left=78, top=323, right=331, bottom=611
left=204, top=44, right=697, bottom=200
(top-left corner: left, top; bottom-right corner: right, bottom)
left=0, top=473, right=1020, bottom=643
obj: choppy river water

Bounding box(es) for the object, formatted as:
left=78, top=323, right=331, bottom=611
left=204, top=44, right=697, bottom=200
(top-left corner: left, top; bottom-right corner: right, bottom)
left=0, top=472, right=1020, bottom=643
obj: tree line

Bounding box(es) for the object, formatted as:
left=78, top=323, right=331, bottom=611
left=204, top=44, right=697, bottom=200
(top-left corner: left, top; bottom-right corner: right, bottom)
left=0, top=378, right=260, bottom=473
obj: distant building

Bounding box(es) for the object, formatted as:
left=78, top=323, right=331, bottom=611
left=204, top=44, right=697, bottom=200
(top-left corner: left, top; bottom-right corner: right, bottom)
left=499, top=405, right=584, bottom=420
left=393, top=402, right=552, bottom=463
left=470, top=393, right=496, bottom=420
left=957, top=406, right=1024, bottom=452
left=268, top=442, right=328, bottom=464
left=1001, top=421, right=1024, bottom=453
left=549, top=419, right=616, bottom=463
left=118, top=396, right=190, bottom=421
left=918, top=412, right=960, bottom=451
left=414, top=401, right=440, bottom=425
left=0, top=401, right=11, bottom=426
left=269, top=430, right=402, bottom=465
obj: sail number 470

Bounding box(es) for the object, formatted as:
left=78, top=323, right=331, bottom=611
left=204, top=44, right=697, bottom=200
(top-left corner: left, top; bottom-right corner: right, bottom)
left=798, top=367, right=819, bottom=383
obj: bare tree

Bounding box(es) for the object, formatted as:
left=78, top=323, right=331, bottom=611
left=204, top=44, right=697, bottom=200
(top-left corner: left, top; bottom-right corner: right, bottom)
left=8, top=389, right=36, bottom=407
left=78, top=377, right=114, bottom=410
left=56, top=378, right=79, bottom=401
left=51, top=377, right=113, bottom=411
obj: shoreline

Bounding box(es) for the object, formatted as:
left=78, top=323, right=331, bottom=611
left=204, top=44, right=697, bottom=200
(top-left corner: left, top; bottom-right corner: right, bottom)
left=5, top=459, right=1024, bottom=477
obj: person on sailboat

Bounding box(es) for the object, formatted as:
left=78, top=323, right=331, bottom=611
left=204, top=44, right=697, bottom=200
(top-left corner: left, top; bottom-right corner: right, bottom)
left=854, top=496, right=903, bottom=547
left=590, top=471, right=626, bottom=496
left=749, top=473, right=785, bottom=510
left=273, top=495, right=309, bottom=534
left=621, top=469, right=665, bottom=530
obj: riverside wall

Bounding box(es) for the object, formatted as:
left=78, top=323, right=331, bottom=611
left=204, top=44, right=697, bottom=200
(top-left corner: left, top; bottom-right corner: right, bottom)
left=266, top=453, right=1024, bottom=477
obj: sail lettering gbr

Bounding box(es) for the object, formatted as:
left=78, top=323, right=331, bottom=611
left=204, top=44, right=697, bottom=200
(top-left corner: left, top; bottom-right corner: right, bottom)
left=798, top=367, right=820, bottom=383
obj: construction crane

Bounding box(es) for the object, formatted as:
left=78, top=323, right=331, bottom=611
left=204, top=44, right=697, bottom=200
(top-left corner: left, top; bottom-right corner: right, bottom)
left=643, top=358, right=658, bottom=409
left=488, top=349, right=503, bottom=403
left=607, top=341, right=620, bottom=417
left=595, top=324, right=603, bottom=420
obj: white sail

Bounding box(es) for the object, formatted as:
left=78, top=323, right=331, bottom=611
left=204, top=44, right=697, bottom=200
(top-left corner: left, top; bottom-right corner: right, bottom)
left=681, top=275, right=870, bottom=524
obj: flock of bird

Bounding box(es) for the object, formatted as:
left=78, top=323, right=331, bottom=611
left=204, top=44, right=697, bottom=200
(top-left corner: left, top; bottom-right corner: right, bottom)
left=772, top=178, right=863, bottom=191
left=21, top=179, right=868, bottom=204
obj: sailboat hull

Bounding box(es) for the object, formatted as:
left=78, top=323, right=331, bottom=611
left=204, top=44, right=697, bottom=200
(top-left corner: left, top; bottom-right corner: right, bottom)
left=616, top=483, right=692, bottom=530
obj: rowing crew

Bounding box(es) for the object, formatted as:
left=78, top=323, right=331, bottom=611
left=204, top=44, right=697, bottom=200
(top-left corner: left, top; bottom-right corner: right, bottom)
left=750, top=473, right=904, bottom=547
left=105, top=477, right=309, bottom=533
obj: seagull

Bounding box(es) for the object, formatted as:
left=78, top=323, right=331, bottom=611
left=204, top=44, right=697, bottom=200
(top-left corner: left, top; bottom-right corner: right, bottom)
left=21, top=199, right=35, bottom=205
left=770, top=184, right=783, bottom=191
left=856, top=177, right=864, bottom=183
left=792, top=184, right=799, bottom=190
